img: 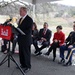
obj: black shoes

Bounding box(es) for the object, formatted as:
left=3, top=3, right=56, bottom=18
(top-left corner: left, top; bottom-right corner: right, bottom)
left=53, top=57, right=55, bottom=62
left=44, top=52, right=55, bottom=62
left=58, top=59, right=65, bottom=64
left=63, top=61, right=72, bottom=66
left=58, top=59, right=72, bottom=66
left=44, top=52, right=50, bottom=56
left=16, top=65, right=24, bottom=69
left=23, top=68, right=31, bottom=73
left=35, top=52, right=42, bottom=56
left=16, top=66, right=31, bottom=73
left=34, top=51, right=38, bottom=54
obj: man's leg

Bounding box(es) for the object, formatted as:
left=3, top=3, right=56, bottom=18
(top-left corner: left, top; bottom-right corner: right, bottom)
left=18, top=44, right=25, bottom=67
left=59, top=45, right=67, bottom=64
left=36, top=41, right=49, bottom=56
left=60, top=45, right=67, bottom=59
left=23, top=45, right=31, bottom=69
left=39, top=41, right=49, bottom=51
left=66, top=48, right=72, bottom=61
left=64, top=47, right=74, bottom=66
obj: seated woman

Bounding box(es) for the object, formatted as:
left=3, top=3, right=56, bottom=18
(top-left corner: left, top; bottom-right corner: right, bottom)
left=59, top=24, right=75, bottom=66
left=31, top=22, right=39, bottom=53
left=45, top=25, right=65, bottom=62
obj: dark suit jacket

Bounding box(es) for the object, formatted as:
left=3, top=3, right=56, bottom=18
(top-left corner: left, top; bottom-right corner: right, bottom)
left=65, top=31, right=75, bottom=46
left=38, top=28, right=52, bottom=43
left=18, top=15, right=33, bottom=46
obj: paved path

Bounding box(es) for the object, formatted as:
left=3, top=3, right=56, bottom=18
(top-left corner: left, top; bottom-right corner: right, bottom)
left=0, top=45, right=75, bottom=75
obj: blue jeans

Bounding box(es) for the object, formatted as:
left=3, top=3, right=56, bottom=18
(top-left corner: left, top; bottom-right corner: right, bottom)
left=60, top=45, right=75, bottom=61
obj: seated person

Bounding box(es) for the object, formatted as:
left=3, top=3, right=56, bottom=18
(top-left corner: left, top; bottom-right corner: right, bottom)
left=34, top=22, right=52, bottom=55
left=31, top=22, right=39, bottom=49
left=59, top=24, right=75, bottom=66
left=45, top=25, right=65, bottom=61
left=1, top=20, right=18, bottom=54
left=2, top=34, right=18, bottom=54
left=1, top=39, right=8, bottom=53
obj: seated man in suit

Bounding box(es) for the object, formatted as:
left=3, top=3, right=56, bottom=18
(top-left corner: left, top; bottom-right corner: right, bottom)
left=34, top=22, right=52, bottom=56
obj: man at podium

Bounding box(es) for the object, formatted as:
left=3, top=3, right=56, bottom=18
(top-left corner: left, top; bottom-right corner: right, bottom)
left=17, top=7, right=33, bottom=72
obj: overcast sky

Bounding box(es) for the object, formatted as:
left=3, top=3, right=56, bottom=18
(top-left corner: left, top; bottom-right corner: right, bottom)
left=52, top=0, right=75, bottom=6
left=0, top=0, right=75, bottom=6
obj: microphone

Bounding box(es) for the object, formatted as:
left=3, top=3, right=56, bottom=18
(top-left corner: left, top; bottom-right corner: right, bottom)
left=3, top=19, right=12, bottom=25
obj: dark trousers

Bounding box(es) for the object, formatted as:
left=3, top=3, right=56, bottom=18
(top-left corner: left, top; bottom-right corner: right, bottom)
left=33, top=40, right=49, bottom=52
left=48, top=42, right=59, bottom=58
left=1, top=38, right=17, bottom=53
left=12, top=38, right=17, bottom=53
left=60, top=45, right=68, bottom=59
left=18, top=42, right=31, bottom=68
left=60, top=45, right=75, bottom=61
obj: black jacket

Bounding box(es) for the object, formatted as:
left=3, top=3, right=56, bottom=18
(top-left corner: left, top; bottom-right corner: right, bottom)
left=65, top=31, right=75, bottom=46
left=38, top=28, right=52, bottom=43
left=18, top=15, right=33, bottom=46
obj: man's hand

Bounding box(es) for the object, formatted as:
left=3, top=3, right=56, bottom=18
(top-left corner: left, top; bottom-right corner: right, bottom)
left=31, top=35, right=33, bottom=37
left=68, top=45, right=73, bottom=48
left=62, top=43, right=66, bottom=46
left=41, top=37, right=47, bottom=41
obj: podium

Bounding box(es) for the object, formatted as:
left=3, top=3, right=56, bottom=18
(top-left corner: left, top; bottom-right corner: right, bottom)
left=0, top=24, right=26, bottom=75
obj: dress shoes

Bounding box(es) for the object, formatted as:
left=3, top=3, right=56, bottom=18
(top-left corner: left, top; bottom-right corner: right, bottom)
left=63, top=61, right=72, bottom=66
left=34, top=51, right=39, bottom=54
left=58, top=59, right=65, bottom=64
left=44, top=52, right=49, bottom=56
left=23, top=68, right=31, bottom=73
left=16, top=65, right=25, bottom=69
left=35, top=52, right=42, bottom=56
left=53, top=57, right=55, bottom=62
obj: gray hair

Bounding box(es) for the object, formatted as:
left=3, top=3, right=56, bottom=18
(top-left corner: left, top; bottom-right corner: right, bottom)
left=44, top=22, right=48, bottom=26
left=20, top=7, right=27, bottom=12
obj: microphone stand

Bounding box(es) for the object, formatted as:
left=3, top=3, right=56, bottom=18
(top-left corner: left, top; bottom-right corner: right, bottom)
left=0, top=24, right=26, bottom=75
